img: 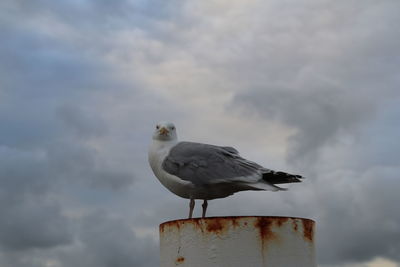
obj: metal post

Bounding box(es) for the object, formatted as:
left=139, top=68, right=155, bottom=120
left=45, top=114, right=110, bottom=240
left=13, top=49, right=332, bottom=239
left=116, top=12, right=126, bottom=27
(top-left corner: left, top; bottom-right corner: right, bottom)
left=160, top=216, right=316, bottom=267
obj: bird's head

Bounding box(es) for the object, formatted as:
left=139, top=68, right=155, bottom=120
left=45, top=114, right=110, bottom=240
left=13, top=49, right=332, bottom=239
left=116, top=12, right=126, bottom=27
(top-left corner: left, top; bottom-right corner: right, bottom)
left=152, top=121, right=178, bottom=141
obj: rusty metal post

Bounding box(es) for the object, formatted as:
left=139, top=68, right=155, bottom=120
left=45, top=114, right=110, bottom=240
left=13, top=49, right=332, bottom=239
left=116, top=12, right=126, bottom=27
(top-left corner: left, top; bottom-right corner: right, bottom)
left=160, top=216, right=316, bottom=267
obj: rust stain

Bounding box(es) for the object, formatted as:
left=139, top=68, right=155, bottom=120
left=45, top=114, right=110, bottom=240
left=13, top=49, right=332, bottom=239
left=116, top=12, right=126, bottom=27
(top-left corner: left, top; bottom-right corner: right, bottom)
left=160, top=216, right=315, bottom=267
left=161, top=217, right=315, bottom=242
left=255, top=217, right=277, bottom=242
left=292, top=220, right=299, bottom=232
left=231, top=217, right=240, bottom=228
left=302, top=219, right=314, bottom=242
left=275, top=217, right=289, bottom=227
left=255, top=218, right=278, bottom=266
left=192, top=219, right=204, bottom=233
left=160, top=220, right=186, bottom=235
left=175, top=256, right=185, bottom=264
left=206, top=218, right=228, bottom=234
left=164, top=220, right=181, bottom=231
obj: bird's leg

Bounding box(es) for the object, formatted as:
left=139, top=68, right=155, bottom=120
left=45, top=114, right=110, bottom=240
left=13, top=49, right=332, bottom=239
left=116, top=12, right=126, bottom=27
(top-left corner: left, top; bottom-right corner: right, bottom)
left=189, top=198, right=195, bottom=219
left=202, top=200, right=208, bottom=218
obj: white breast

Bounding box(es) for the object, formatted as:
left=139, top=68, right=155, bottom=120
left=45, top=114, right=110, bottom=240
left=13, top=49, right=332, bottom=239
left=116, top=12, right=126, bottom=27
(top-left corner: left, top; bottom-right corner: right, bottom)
left=148, top=140, right=193, bottom=199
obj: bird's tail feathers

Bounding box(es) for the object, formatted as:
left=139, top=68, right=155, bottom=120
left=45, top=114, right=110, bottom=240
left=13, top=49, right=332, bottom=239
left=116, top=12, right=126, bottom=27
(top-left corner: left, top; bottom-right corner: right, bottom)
left=250, top=182, right=287, bottom=192
left=262, top=170, right=303, bottom=184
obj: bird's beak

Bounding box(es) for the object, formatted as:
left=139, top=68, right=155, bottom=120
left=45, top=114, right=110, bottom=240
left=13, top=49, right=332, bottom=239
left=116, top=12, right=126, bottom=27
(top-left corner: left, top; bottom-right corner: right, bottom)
left=159, top=127, right=169, bottom=135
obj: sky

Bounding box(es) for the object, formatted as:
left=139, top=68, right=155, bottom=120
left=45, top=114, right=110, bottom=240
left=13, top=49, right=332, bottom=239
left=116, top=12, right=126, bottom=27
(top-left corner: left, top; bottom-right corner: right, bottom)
left=0, top=0, right=399, bottom=266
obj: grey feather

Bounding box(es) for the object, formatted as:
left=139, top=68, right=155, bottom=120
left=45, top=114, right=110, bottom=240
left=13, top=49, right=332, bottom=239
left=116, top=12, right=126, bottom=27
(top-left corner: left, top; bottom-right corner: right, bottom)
left=162, top=142, right=303, bottom=186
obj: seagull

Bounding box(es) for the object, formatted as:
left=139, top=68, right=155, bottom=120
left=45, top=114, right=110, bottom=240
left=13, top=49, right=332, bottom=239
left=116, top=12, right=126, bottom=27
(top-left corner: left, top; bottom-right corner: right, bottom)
left=148, top=121, right=303, bottom=219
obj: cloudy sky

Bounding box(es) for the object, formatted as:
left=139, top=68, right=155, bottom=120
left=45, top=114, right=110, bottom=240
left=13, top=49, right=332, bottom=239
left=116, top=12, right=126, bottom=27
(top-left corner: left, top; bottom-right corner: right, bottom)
left=1, top=0, right=400, bottom=266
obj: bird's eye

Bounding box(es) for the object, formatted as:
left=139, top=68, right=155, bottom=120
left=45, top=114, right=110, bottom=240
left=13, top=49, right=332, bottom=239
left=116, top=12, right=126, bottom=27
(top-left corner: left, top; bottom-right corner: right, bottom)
left=156, top=125, right=160, bottom=129
left=171, top=126, right=175, bottom=130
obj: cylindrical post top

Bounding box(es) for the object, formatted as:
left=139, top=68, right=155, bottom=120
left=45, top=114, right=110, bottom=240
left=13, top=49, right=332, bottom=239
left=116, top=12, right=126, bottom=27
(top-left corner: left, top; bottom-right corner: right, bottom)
left=160, top=216, right=316, bottom=267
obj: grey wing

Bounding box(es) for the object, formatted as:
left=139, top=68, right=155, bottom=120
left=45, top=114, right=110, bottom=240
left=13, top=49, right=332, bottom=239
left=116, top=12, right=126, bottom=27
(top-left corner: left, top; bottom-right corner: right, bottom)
left=162, top=142, right=263, bottom=185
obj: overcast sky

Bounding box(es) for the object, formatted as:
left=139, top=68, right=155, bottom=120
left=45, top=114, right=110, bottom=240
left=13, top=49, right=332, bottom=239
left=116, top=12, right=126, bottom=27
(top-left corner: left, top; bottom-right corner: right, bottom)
left=1, top=0, right=400, bottom=266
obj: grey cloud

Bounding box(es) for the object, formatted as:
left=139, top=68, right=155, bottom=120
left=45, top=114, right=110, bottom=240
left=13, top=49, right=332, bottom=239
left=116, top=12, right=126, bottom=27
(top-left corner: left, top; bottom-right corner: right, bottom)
left=0, top=148, right=72, bottom=251
left=230, top=1, right=400, bottom=166
left=0, top=4, right=135, bottom=189
left=2, top=0, right=183, bottom=38
left=0, top=29, right=105, bottom=96
left=73, top=211, right=158, bottom=267
left=45, top=139, right=135, bottom=190
left=0, top=140, right=133, bottom=253
left=315, top=167, right=400, bottom=264
left=0, top=211, right=158, bottom=267
left=0, top=199, right=72, bottom=251
left=57, top=105, right=108, bottom=139
left=0, top=1, right=136, bottom=261
left=234, top=87, right=375, bottom=165
left=224, top=2, right=400, bottom=265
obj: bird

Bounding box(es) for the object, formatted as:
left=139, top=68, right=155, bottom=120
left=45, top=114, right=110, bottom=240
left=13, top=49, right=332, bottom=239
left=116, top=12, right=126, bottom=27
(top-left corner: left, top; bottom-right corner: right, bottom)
left=148, top=121, right=303, bottom=219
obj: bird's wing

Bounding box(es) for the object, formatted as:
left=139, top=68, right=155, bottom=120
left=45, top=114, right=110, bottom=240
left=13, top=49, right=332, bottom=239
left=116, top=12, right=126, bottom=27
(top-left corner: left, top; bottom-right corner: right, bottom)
left=162, top=142, right=266, bottom=185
